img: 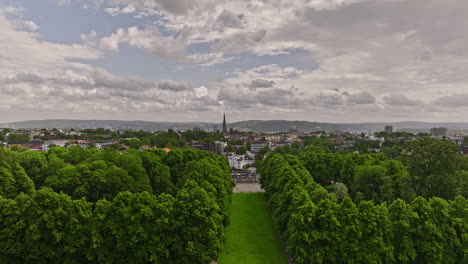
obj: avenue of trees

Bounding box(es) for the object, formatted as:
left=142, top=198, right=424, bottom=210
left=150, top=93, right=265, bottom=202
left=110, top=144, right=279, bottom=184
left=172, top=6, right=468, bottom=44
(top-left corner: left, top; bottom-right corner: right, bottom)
left=0, top=146, right=234, bottom=263
left=261, top=137, right=467, bottom=264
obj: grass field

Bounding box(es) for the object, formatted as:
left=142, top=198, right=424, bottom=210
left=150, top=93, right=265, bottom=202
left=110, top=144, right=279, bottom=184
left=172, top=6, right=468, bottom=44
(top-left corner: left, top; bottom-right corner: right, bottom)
left=217, top=193, right=288, bottom=264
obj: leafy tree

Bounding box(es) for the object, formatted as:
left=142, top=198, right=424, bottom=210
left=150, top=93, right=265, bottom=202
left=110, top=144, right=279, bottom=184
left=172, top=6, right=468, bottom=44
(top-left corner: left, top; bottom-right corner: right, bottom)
left=411, top=197, right=444, bottom=263
left=303, top=136, right=335, bottom=152
left=259, top=145, right=271, bottom=156
left=94, top=192, right=175, bottom=263
left=18, top=150, right=48, bottom=187
left=235, top=146, right=247, bottom=155
left=353, top=165, right=387, bottom=201
left=0, top=189, right=94, bottom=263
left=335, top=197, right=361, bottom=262
left=339, top=155, right=356, bottom=186
left=0, top=162, right=17, bottom=199
left=172, top=180, right=223, bottom=264
left=429, top=197, right=463, bottom=264
left=285, top=188, right=317, bottom=264
left=327, top=182, right=349, bottom=200
left=6, top=134, right=30, bottom=142
left=300, top=153, right=343, bottom=185
left=388, top=199, right=417, bottom=263
left=356, top=201, right=393, bottom=263
left=401, top=138, right=465, bottom=199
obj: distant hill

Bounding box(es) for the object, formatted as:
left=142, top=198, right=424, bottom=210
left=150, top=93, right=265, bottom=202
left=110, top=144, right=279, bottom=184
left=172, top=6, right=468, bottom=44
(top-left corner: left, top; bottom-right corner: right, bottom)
left=230, top=120, right=468, bottom=133
left=1, top=119, right=216, bottom=131
left=2, top=119, right=468, bottom=133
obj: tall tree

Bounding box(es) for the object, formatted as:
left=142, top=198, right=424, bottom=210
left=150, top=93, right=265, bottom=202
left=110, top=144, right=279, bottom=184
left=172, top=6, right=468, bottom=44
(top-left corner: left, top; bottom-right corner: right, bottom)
left=401, top=138, right=465, bottom=199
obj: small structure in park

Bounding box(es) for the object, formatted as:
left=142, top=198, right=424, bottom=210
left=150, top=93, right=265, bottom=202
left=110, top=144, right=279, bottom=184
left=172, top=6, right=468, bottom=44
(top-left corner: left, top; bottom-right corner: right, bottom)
left=231, top=169, right=258, bottom=183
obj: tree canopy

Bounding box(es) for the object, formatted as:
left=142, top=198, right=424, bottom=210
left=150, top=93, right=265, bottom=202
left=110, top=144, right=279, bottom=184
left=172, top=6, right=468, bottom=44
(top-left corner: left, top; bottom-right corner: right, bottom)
left=0, top=147, right=234, bottom=263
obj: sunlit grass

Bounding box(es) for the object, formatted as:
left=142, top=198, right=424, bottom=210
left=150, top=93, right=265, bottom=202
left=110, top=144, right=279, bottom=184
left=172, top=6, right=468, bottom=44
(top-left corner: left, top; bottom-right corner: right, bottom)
left=218, top=193, right=288, bottom=264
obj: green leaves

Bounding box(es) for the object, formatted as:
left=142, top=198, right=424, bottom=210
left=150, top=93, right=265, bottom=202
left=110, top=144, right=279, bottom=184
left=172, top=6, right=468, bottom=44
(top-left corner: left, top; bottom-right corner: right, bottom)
left=261, top=152, right=467, bottom=264
left=0, top=147, right=233, bottom=263
left=401, top=137, right=465, bottom=199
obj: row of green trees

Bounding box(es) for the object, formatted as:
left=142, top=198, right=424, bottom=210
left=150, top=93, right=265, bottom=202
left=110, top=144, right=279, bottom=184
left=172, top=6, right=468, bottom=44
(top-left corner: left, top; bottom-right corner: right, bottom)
left=295, top=138, right=468, bottom=202
left=0, top=147, right=234, bottom=263
left=260, top=153, right=467, bottom=264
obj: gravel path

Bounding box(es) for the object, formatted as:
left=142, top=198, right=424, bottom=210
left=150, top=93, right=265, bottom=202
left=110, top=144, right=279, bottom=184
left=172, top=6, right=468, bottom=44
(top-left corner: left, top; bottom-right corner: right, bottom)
left=233, top=183, right=264, bottom=193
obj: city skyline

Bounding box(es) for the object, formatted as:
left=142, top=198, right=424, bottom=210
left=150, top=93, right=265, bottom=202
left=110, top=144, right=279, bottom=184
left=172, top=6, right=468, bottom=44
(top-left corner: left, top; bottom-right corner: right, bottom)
left=1, top=0, right=468, bottom=123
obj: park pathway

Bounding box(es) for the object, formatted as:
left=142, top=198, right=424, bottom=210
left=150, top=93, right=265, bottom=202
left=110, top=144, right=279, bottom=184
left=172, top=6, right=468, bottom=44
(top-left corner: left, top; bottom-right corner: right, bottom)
left=232, top=183, right=264, bottom=193
left=217, top=193, right=288, bottom=264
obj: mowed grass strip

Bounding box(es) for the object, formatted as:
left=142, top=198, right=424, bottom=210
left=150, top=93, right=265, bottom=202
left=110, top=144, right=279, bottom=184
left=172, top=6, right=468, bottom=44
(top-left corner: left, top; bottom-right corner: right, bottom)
left=218, top=193, right=288, bottom=264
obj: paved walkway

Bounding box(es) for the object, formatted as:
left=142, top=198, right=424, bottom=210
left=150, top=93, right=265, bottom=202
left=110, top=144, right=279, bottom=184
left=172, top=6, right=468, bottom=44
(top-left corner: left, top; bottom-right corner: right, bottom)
left=233, top=183, right=264, bottom=193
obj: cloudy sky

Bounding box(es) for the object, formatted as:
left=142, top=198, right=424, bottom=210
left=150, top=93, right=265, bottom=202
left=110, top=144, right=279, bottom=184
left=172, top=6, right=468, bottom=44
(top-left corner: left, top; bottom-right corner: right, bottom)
left=0, top=0, right=467, bottom=123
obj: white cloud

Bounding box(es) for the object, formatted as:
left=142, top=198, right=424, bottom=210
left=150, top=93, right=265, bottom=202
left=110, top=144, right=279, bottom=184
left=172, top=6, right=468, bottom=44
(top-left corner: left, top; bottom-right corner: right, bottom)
left=104, top=4, right=136, bottom=16
left=187, top=52, right=235, bottom=66
left=0, top=7, right=223, bottom=120
left=0, top=7, right=100, bottom=76
left=10, top=0, right=468, bottom=122
left=98, top=26, right=186, bottom=59
left=15, top=20, right=38, bottom=31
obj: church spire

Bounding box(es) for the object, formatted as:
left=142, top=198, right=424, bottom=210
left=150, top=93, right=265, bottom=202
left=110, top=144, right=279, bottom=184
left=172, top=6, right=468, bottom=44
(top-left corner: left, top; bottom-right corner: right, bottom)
left=222, top=113, right=228, bottom=134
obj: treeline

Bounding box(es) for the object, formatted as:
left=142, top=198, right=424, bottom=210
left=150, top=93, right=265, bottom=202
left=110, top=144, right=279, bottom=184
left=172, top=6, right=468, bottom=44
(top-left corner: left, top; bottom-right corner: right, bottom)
left=260, top=152, right=467, bottom=264
left=275, top=137, right=468, bottom=202
left=0, top=147, right=234, bottom=263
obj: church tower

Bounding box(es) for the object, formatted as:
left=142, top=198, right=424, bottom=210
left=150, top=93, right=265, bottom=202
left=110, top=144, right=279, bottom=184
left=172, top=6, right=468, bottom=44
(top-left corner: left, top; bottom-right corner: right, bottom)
left=222, top=113, right=228, bottom=134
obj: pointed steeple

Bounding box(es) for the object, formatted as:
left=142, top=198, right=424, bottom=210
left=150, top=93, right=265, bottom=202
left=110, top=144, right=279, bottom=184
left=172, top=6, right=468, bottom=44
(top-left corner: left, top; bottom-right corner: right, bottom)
left=222, top=113, right=228, bottom=134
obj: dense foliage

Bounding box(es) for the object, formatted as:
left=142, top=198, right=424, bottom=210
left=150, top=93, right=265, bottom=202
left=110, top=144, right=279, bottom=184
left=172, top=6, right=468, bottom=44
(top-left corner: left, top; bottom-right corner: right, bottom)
left=277, top=137, right=467, bottom=202
left=0, top=147, right=234, bottom=263
left=260, top=152, right=467, bottom=264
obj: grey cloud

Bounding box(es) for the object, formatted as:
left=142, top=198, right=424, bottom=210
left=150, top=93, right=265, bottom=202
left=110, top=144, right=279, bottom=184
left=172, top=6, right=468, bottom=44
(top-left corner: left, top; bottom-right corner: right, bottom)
left=158, top=80, right=193, bottom=91
left=216, top=10, right=244, bottom=29
left=188, top=95, right=222, bottom=111
left=347, top=91, right=376, bottom=104
left=92, top=68, right=154, bottom=91
left=383, top=94, right=423, bottom=106
left=433, top=94, right=468, bottom=108
left=250, top=79, right=275, bottom=89
left=257, top=88, right=300, bottom=106
left=212, top=30, right=267, bottom=54
left=81, top=0, right=220, bottom=15
left=1, top=72, right=45, bottom=84
left=218, top=85, right=302, bottom=109
left=1, top=69, right=155, bottom=92
left=316, top=93, right=343, bottom=106
left=154, top=0, right=195, bottom=14
left=193, top=95, right=221, bottom=106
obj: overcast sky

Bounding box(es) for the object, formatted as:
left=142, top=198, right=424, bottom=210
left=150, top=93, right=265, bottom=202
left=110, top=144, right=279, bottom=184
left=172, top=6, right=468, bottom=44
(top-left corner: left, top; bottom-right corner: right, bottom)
left=0, top=0, right=467, bottom=123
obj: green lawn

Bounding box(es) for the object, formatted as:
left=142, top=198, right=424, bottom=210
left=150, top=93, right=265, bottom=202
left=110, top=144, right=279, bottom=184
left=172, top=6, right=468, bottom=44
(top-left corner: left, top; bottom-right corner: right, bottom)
left=218, top=193, right=288, bottom=264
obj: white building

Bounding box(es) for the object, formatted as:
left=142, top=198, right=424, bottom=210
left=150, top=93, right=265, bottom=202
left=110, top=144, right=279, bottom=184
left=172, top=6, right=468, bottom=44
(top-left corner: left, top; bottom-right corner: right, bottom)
left=226, top=153, right=255, bottom=169
left=42, top=140, right=69, bottom=151
left=250, top=142, right=268, bottom=153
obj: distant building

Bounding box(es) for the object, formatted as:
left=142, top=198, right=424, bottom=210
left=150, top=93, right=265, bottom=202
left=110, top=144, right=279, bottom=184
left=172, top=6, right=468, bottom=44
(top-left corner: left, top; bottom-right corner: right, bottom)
left=190, top=142, right=216, bottom=152
left=222, top=113, right=228, bottom=135
left=430, top=127, right=448, bottom=137
left=289, top=126, right=298, bottom=133
left=461, top=145, right=468, bottom=155
left=227, top=154, right=254, bottom=169
left=384, top=126, right=393, bottom=133
left=231, top=170, right=258, bottom=183
left=250, top=142, right=268, bottom=153
left=214, top=141, right=227, bottom=155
